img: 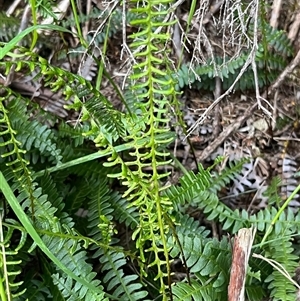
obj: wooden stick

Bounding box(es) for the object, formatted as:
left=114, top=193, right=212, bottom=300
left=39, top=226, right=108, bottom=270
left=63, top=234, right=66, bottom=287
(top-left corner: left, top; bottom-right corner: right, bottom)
left=228, top=227, right=256, bottom=301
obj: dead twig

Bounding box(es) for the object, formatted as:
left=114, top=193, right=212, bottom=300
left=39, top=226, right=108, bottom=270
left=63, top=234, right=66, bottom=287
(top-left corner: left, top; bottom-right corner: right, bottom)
left=266, top=48, right=300, bottom=95
left=202, top=0, right=224, bottom=24
left=193, top=102, right=257, bottom=164
left=212, top=77, right=222, bottom=138
left=270, top=0, right=283, bottom=29
left=288, top=10, right=300, bottom=42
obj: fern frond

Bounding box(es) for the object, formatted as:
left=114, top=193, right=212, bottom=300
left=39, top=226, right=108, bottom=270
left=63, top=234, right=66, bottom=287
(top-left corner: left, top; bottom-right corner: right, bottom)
left=172, top=278, right=215, bottom=301
left=264, top=229, right=298, bottom=301
left=0, top=221, right=28, bottom=300
left=2, top=161, right=105, bottom=300
left=0, top=49, right=126, bottom=146
left=7, top=96, right=62, bottom=165
left=166, top=163, right=248, bottom=233
left=46, top=234, right=107, bottom=301
left=97, top=249, right=149, bottom=301
left=57, top=123, right=90, bottom=148
left=110, top=195, right=139, bottom=229
left=86, top=172, right=149, bottom=299
left=0, top=88, right=36, bottom=216
left=171, top=213, right=210, bottom=238
left=37, top=171, right=74, bottom=226
left=174, top=22, right=293, bottom=92
left=87, top=177, right=116, bottom=247
left=169, top=235, right=230, bottom=300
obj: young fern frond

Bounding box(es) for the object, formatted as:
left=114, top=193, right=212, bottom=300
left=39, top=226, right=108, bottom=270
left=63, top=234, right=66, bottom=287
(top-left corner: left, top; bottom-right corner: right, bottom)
left=106, top=1, right=179, bottom=296
left=0, top=89, right=36, bottom=218
left=0, top=220, right=29, bottom=300
left=0, top=47, right=125, bottom=147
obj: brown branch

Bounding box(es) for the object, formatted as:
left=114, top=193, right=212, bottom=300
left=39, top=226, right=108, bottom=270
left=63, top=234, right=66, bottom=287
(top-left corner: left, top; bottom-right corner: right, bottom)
left=228, top=228, right=256, bottom=301
left=194, top=103, right=257, bottom=164
left=267, top=48, right=300, bottom=95
left=270, top=0, right=283, bottom=29
left=288, top=11, right=300, bottom=42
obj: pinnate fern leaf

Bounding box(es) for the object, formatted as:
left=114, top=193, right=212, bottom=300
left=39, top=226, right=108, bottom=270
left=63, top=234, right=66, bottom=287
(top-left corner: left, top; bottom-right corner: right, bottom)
left=97, top=249, right=149, bottom=301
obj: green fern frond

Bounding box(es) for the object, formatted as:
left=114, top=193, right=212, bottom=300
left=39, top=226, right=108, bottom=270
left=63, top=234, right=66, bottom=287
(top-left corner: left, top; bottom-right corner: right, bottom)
left=172, top=278, right=216, bottom=301
left=87, top=178, right=116, bottom=247
left=57, top=123, right=90, bottom=148
left=165, top=164, right=212, bottom=205
left=264, top=176, right=282, bottom=207
left=47, top=236, right=107, bottom=301
left=249, top=207, right=300, bottom=233
left=171, top=213, right=210, bottom=238
left=84, top=96, right=126, bottom=144
left=0, top=225, right=27, bottom=299
left=169, top=235, right=230, bottom=300
left=166, top=163, right=248, bottom=233
left=6, top=96, right=62, bottom=165
left=0, top=49, right=125, bottom=146
left=264, top=230, right=298, bottom=301
left=2, top=160, right=105, bottom=300
left=0, top=89, right=36, bottom=216
left=86, top=172, right=148, bottom=299
left=210, top=159, right=248, bottom=193
left=110, top=195, right=139, bottom=230
left=37, top=172, right=74, bottom=226
left=97, top=249, right=149, bottom=301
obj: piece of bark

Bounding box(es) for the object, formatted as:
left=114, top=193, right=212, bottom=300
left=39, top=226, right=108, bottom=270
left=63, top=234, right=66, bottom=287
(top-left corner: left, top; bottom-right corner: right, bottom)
left=228, top=227, right=256, bottom=301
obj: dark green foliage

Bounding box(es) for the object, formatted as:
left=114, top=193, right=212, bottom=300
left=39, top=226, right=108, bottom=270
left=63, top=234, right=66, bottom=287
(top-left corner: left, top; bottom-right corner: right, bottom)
left=7, top=97, right=62, bottom=165
left=96, top=249, right=149, bottom=301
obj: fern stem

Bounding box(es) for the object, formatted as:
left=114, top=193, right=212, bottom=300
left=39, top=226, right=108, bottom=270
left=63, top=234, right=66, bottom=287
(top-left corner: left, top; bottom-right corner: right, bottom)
left=261, top=183, right=300, bottom=245
left=0, top=272, right=7, bottom=301
left=28, top=0, right=38, bottom=50
left=69, top=0, right=88, bottom=48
